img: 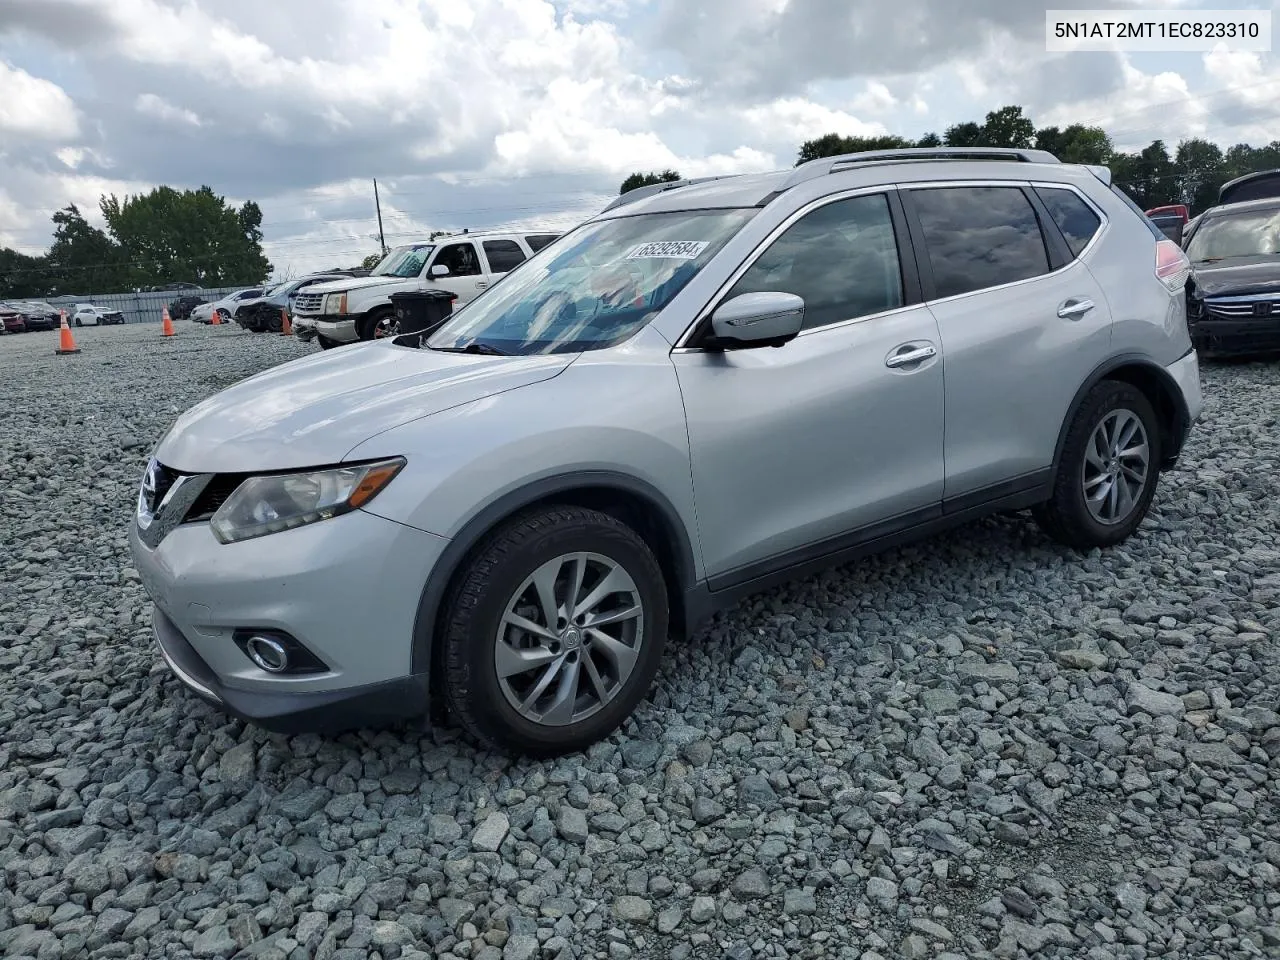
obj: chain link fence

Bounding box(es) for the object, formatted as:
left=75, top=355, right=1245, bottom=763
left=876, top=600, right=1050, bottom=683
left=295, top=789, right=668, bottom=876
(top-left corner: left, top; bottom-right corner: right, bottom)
left=45, top=287, right=250, bottom=324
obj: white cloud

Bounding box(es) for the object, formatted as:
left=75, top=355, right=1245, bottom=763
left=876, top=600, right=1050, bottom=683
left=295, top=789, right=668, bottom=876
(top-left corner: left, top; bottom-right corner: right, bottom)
left=740, top=98, right=886, bottom=146
left=0, top=60, right=79, bottom=140
left=135, top=93, right=202, bottom=127
left=851, top=82, right=898, bottom=115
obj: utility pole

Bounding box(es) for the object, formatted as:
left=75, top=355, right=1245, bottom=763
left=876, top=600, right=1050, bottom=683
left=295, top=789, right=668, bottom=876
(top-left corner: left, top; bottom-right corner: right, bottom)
left=373, top=179, right=387, bottom=256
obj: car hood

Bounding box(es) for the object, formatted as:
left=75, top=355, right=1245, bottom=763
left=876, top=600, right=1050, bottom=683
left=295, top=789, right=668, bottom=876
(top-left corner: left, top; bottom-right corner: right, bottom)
left=155, top=342, right=573, bottom=473
left=303, top=275, right=414, bottom=295
left=1189, top=257, right=1280, bottom=297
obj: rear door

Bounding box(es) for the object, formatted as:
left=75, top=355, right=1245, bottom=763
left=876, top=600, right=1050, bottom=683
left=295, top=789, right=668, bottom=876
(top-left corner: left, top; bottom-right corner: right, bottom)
left=900, top=181, right=1112, bottom=502
left=479, top=238, right=529, bottom=288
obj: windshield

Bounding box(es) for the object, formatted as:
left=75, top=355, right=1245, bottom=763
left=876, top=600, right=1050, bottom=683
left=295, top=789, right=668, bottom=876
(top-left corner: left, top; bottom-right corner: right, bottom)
left=372, top=244, right=435, bottom=278
left=265, top=281, right=291, bottom=297
left=1185, top=207, right=1280, bottom=261
left=425, top=209, right=756, bottom=356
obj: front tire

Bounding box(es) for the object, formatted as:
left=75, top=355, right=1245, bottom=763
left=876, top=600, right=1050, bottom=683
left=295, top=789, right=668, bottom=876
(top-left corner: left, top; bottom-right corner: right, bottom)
left=357, top=309, right=395, bottom=341
left=316, top=334, right=340, bottom=350
left=1034, top=380, right=1161, bottom=549
left=75, top=318, right=82, bottom=327
left=441, top=506, right=669, bottom=757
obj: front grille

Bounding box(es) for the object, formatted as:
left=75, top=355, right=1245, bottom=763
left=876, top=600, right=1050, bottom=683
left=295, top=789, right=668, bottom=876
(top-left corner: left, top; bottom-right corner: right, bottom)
left=150, top=462, right=180, bottom=509
left=184, top=475, right=248, bottom=522
left=293, top=293, right=324, bottom=314
left=1204, top=296, right=1280, bottom=319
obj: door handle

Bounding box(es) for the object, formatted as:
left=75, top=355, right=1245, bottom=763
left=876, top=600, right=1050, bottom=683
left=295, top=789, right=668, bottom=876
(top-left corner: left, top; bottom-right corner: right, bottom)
left=476, top=281, right=488, bottom=289
left=1058, top=298, right=1095, bottom=320
left=885, top=343, right=937, bottom=368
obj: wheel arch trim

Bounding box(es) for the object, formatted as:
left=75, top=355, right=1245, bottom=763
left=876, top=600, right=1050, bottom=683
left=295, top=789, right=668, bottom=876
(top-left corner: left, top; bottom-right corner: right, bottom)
left=1052, top=352, right=1192, bottom=475
left=410, top=470, right=698, bottom=675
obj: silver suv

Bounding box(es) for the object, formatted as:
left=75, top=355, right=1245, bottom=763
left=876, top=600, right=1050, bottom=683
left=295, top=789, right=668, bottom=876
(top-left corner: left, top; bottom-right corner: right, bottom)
left=129, top=148, right=1203, bottom=756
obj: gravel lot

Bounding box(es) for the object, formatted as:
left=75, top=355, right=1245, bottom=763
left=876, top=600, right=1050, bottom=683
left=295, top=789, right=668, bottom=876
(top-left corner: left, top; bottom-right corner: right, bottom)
left=1, top=322, right=1278, bottom=960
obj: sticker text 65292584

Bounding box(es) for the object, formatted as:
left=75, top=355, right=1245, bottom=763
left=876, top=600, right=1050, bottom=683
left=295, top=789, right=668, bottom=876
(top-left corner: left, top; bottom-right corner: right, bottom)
left=625, top=241, right=709, bottom=260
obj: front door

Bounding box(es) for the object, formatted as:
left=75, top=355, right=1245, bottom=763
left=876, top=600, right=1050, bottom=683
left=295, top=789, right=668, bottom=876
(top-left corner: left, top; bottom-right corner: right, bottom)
left=672, top=190, right=946, bottom=585
left=426, top=241, right=486, bottom=304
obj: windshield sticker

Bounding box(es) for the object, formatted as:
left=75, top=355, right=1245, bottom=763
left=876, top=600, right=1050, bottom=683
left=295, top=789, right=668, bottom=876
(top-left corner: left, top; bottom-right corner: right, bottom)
left=625, top=241, right=708, bottom=260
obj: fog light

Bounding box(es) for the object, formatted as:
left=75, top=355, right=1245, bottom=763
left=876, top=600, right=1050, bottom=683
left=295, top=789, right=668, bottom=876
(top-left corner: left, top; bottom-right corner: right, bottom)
left=245, top=635, right=289, bottom=673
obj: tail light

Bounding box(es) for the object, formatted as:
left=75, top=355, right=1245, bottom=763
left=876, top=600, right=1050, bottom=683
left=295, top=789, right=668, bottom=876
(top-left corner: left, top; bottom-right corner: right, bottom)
left=1155, top=239, right=1190, bottom=293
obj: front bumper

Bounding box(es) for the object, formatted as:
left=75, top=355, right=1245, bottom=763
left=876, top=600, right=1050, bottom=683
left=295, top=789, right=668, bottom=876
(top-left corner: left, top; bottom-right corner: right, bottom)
left=129, top=506, right=450, bottom=731
left=152, top=608, right=429, bottom=733
left=310, top=315, right=359, bottom=343
left=291, top=316, right=318, bottom=340
left=1189, top=317, right=1280, bottom=356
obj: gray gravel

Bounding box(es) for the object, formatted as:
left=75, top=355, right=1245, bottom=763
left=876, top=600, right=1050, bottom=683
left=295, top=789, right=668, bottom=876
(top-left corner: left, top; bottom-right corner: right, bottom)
left=2, top=322, right=1279, bottom=960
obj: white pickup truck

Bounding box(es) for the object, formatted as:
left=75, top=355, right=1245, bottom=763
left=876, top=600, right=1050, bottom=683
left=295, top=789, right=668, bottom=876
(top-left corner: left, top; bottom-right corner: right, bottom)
left=293, top=230, right=561, bottom=348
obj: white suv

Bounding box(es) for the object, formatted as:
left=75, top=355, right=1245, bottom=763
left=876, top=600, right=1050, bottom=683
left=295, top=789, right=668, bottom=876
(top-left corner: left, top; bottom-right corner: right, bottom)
left=293, top=231, right=562, bottom=348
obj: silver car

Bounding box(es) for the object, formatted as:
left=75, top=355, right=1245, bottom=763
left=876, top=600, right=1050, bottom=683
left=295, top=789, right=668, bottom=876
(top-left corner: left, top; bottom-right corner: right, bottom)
left=129, top=148, right=1203, bottom=756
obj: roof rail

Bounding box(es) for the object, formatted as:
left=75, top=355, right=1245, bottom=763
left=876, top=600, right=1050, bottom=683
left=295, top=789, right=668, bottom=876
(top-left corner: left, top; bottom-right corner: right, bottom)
left=600, top=175, right=735, bottom=213
left=780, top=147, right=1061, bottom=190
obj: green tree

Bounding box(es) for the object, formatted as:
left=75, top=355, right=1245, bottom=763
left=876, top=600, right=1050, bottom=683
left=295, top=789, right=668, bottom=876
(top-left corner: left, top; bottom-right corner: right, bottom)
left=620, top=170, right=681, bottom=194
left=0, top=247, right=53, bottom=298
left=1174, top=138, right=1225, bottom=213
left=916, top=132, right=942, bottom=147
left=45, top=204, right=128, bottom=294
left=1111, top=140, right=1176, bottom=210
left=943, top=121, right=984, bottom=147
left=979, top=106, right=1036, bottom=148
left=361, top=252, right=384, bottom=271
left=1034, top=124, right=1112, bottom=165
left=795, top=134, right=913, bottom=165
left=100, top=185, right=271, bottom=288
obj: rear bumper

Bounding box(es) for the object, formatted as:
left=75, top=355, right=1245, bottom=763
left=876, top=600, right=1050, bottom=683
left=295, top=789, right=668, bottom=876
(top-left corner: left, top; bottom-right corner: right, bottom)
left=1162, top=349, right=1202, bottom=467
left=1190, top=318, right=1280, bottom=356
left=153, top=607, right=429, bottom=733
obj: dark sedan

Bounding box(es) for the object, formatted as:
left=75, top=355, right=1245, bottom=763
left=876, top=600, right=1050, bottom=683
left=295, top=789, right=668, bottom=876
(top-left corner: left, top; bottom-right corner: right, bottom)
left=234, top=274, right=352, bottom=332
left=13, top=301, right=60, bottom=331
left=1184, top=196, right=1280, bottom=356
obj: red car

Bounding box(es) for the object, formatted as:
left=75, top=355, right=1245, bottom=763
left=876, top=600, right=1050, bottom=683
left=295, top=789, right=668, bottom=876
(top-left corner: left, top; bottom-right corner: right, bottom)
left=1, top=303, right=27, bottom=333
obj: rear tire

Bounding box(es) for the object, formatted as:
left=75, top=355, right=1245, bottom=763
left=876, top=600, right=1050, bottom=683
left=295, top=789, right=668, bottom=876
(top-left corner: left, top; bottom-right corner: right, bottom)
left=1034, top=380, right=1161, bottom=549
left=440, top=506, right=669, bottom=757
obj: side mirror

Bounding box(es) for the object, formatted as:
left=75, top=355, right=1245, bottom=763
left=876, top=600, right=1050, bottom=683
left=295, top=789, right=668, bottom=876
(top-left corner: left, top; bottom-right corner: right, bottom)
left=430, top=264, right=450, bottom=278
left=707, top=292, right=804, bottom=349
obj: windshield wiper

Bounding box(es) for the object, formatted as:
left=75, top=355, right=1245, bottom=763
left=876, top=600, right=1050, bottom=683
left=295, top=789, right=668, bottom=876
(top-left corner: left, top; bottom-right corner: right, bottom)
left=432, top=341, right=509, bottom=356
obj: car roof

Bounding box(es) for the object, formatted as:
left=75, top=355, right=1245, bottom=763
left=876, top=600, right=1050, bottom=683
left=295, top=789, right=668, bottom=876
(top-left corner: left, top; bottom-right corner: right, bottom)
left=595, top=148, right=1103, bottom=219
left=1199, top=196, right=1280, bottom=218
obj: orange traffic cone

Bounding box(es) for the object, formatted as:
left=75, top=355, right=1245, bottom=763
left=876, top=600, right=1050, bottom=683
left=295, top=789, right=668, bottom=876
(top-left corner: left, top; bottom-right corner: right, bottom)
left=280, top=308, right=292, bottom=336
left=161, top=306, right=175, bottom=337
left=211, top=307, right=222, bottom=326
left=55, top=309, right=80, bottom=355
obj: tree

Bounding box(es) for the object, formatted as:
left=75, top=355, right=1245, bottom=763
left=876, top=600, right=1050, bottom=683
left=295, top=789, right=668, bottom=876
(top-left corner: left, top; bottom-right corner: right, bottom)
left=916, top=132, right=942, bottom=147
left=0, top=247, right=52, bottom=299
left=943, top=121, right=984, bottom=147
left=620, top=170, right=681, bottom=194
left=1035, top=124, right=1112, bottom=165
left=980, top=106, right=1036, bottom=149
left=1111, top=140, right=1176, bottom=210
left=361, top=252, right=384, bottom=271
left=45, top=204, right=128, bottom=294
left=100, top=185, right=271, bottom=289
left=796, top=134, right=913, bottom=165
left=1174, top=138, right=1225, bottom=213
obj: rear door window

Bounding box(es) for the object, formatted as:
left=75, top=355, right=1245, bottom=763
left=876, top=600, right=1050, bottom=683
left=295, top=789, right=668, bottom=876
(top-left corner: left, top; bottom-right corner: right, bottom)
left=909, top=186, right=1051, bottom=299
left=526, top=234, right=560, bottom=252
left=482, top=239, right=527, bottom=274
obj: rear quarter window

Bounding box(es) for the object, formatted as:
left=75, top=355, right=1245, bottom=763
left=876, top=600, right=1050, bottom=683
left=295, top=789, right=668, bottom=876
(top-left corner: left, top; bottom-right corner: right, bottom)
left=1033, top=187, right=1103, bottom=258
left=1108, top=184, right=1166, bottom=240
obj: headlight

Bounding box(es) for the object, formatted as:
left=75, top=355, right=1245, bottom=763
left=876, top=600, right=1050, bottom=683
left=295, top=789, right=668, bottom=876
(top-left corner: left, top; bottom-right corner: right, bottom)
left=324, top=293, right=348, bottom=314
left=210, top=458, right=405, bottom=544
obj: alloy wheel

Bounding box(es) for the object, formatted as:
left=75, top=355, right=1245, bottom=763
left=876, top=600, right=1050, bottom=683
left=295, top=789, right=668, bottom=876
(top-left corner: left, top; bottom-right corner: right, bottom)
left=1081, top=408, right=1150, bottom=525
left=495, top=551, right=644, bottom=726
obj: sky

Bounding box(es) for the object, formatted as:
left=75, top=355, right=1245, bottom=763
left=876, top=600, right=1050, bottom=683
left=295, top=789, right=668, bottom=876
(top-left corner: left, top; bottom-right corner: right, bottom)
left=1, top=0, right=1279, bottom=278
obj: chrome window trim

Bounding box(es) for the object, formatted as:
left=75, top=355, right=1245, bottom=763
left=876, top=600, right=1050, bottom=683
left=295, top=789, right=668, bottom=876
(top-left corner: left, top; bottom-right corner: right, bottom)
left=1203, top=293, right=1280, bottom=303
